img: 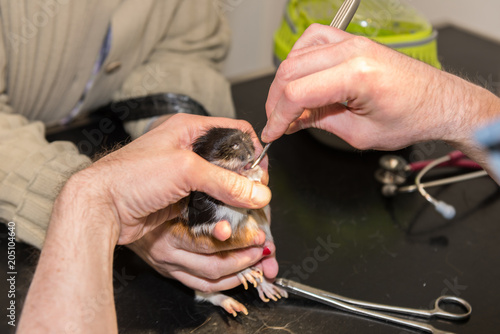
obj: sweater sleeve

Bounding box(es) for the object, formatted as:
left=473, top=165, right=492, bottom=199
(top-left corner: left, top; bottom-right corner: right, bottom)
left=0, top=105, right=91, bottom=249
left=0, top=6, right=92, bottom=249
left=116, top=0, right=235, bottom=139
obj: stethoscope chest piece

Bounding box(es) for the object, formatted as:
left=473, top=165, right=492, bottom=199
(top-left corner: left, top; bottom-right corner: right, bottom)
left=375, top=168, right=407, bottom=185
left=379, top=155, right=409, bottom=172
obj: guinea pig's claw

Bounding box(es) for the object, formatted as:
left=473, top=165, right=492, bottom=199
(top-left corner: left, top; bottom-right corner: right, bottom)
left=237, top=267, right=263, bottom=290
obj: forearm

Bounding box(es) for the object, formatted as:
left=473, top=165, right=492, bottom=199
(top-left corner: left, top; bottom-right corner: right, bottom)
left=17, top=113, right=276, bottom=331
left=438, top=74, right=500, bottom=179
left=18, top=174, right=119, bottom=333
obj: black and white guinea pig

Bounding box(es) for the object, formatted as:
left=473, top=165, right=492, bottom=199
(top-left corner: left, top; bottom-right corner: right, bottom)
left=170, top=127, right=287, bottom=316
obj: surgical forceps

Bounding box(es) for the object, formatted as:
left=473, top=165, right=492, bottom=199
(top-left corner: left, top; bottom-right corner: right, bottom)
left=275, top=278, right=471, bottom=334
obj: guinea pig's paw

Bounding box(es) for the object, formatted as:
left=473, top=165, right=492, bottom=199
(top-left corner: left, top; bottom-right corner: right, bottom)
left=195, top=291, right=248, bottom=317
left=237, top=267, right=264, bottom=290
left=256, top=279, right=289, bottom=303
left=221, top=296, right=249, bottom=317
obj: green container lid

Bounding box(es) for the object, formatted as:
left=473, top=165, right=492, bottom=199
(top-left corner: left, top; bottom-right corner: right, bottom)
left=274, top=0, right=441, bottom=69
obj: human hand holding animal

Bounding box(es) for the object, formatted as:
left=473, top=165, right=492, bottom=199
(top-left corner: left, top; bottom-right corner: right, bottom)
left=101, top=114, right=280, bottom=291
left=87, top=113, right=272, bottom=245
left=164, top=127, right=287, bottom=316
left=129, top=215, right=278, bottom=296
left=124, top=114, right=278, bottom=295
left=19, top=114, right=278, bottom=332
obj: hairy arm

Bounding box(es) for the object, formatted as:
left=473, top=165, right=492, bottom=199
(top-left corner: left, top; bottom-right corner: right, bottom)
left=18, top=114, right=275, bottom=332
left=18, top=174, right=119, bottom=333
left=262, top=24, right=500, bottom=181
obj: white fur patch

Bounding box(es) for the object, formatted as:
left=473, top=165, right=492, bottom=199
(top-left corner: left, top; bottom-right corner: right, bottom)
left=214, top=205, right=249, bottom=232
left=242, top=166, right=263, bottom=182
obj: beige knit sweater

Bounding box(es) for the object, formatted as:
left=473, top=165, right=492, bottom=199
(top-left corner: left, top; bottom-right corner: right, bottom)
left=0, top=0, right=235, bottom=248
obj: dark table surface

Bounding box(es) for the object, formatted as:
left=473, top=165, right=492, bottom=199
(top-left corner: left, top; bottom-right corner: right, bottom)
left=1, top=26, right=500, bottom=334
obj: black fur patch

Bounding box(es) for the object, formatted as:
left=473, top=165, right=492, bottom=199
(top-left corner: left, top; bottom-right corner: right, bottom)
left=192, top=128, right=255, bottom=165
left=185, top=128, right=256, bottom=232
left=186, top=191, right=221, bottom=228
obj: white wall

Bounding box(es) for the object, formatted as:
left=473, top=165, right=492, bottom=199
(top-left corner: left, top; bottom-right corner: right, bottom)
left=223, top=0, right=500, bottom=81
left=223, top=0, right=287, bottom=81
left=409, top=0, right=500, bottom=43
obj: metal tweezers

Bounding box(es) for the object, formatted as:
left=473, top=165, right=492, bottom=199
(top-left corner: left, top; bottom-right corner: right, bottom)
left=275, top=278, right=472, bottom=334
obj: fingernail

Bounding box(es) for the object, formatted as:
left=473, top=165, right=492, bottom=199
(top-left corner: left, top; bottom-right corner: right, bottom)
left=261, top=127, right=269, bottom=142
left=253, top=230, right=265, bottom=245
left=251, top=184, right=271, bottom=205
left=263, top=247, right=271, bottom=256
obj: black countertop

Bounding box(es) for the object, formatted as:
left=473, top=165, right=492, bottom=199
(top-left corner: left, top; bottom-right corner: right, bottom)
left=1, top=26, right=500, bottom=334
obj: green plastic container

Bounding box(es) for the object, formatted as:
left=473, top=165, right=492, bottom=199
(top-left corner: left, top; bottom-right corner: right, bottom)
left=274, top=0, right=441, bottom=68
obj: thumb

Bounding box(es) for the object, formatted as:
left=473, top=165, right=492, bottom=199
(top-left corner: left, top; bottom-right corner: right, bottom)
left=189, top=158, right=272, bottom=210
left=285, top=103, right=348, bottom=135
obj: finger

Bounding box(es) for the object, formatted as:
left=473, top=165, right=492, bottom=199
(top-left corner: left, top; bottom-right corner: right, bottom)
left=165, top=114, right=264, bottom=153
left=262, top=57, right=367, bottom=143
left=265, top=28, right=356, bottom=116
left=212, top=220, right=232, bottom=241
left=170, top=244, right=269, bottom=280
left=260, top=155, right=270, bottom=185
left=163, top=218, right=266, bottom=254
left=133, top=240, right=264, bottom=293
left=170, top=269, right=247, bottom=293
left=146, top=114, right=176, bottom=132
left=262, top=31, right=364, bottom=143
left=261, top=255, right=279, bottom=280
left=211, top=222, right=270, bottom=248
left=288, top=40, right=339, bottom=59
left=265, top=44, right=333, bottom=118
left=116, top=201, right=188, bottom=245
left=265, top=41, right=354, bottom=128
left=285, top=103, right=348, bottom=135
left=166, top=114, right=270, bottom=173
left=290, top=23, right=352, bottom=51
left=251, top=240, right=279, bottom=280
left=188, top=157, right=272, bottom=209
left=281, top=65, right=384, bottom=150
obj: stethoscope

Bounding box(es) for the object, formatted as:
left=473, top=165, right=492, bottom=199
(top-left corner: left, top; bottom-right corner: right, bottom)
left=376, top=150, right=488, bottom=219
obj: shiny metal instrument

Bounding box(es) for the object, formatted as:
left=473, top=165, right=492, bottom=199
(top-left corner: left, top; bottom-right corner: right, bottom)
left=252, top=0, right=360, bottom=169
left=250, top=142, right=272, bottom=169
left=275, top=278, right=472, bottom=334
left=329, top=0, right=360, bottom=29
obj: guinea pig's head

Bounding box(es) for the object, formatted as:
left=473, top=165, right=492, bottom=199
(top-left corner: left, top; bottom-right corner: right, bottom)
left=192, top=127, right=256, bottom=171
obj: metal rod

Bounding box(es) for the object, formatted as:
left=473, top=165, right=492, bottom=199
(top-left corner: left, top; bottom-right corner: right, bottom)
left=330, top=0, right=361, bottom=29
left=250, top=142, right=272, bottom=169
